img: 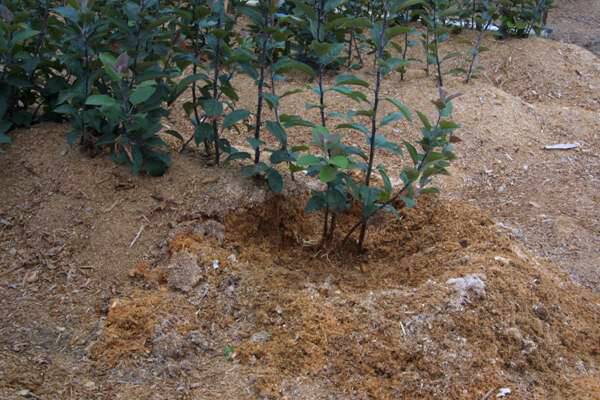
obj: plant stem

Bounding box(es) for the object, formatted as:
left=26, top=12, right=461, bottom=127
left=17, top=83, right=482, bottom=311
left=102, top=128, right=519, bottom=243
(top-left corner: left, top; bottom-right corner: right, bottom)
left=212, top=12, right=222, bottom=165
left=316, top=0, right=326, bottom=128
left=322, top=206, right=330, bottom=243
left=327, top=213, right=336, bottom=240
left=254, top=2, right=269, bottom=164
left=315, top=0, right=332, bottom=244
left=270, top=69, right=279, bottom=123
left=357, top=7, right=387, bottom=251
left=465, top=19, right=491, bottom=83
left=353, top=33, right=363, bottom=66
left=424, top=29, right=430, bottom=76
left=401, top=29, right=409, bottom=81
left=342, top=98, right=447, bottom=248
left=190, top=3, right=210, bottom=155
left=432, top=4, right=443, bottom=87
left=347, top=31, right=353, bottom=66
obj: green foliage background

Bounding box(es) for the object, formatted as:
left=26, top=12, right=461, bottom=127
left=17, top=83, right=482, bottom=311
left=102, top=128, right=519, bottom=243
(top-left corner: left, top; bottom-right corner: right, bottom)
left=0, top=0, right=552, bottom=249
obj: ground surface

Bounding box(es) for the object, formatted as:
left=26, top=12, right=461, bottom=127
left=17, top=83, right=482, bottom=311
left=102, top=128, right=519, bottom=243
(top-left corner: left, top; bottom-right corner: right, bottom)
left=547, top=0, right=600, bottom=56
left=1, top=6, right=600, bottom=400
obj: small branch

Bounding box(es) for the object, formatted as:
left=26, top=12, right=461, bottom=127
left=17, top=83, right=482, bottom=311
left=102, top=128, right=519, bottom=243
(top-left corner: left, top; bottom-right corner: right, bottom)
left=102, top=199, right=123, bottom=213
left=129, top=224, right=146, bottom=248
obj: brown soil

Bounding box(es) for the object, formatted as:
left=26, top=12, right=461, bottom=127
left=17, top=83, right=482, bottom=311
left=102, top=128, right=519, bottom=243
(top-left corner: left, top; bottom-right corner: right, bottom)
left=547, top=0, right=600, bottom=56
left=1, top=26, right=600, bottom=400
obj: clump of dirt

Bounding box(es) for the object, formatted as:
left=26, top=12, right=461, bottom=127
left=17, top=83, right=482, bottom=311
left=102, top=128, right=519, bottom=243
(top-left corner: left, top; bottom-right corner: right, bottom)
left=89, top=290, right=182, bottom=366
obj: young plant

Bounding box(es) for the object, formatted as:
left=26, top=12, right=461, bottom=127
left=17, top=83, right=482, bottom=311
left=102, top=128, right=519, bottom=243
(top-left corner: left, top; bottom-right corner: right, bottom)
left=464, top=0, right=496, bottom=83
left=55, top=0, right=182, bottom=175
left=293, top=0, right=369, bottom=243
left=498, top=0, right=553, bottom=37
left=0, top=0, right=67, bottom=144
left=170, top=0, right=211, bottom=154
left=342, top=86, right=460, bottom=249
left=297, top=127, right=358, bottom=242
left=176, top=0, right=253, bottom=166
left=52, top=0, right=110, bottom=153
left=351, top=0, right=417, bottom=250
left=389, top=10, right=418, bottom=81
left=419, top=0, right=460, bottom=87
left=227, top=1, right=312, bottom=192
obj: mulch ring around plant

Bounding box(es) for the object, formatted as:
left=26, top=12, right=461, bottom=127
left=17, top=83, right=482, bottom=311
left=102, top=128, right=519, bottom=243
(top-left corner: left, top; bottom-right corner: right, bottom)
left=90, top=197, right=600, bottom=399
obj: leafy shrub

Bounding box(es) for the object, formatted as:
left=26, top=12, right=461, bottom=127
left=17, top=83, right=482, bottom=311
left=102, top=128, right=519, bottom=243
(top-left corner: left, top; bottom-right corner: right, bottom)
left=54, top=0, right=181, bottom=175
left=497, top=0, right=553, bottom=37
left=0, top=0, right=67, bottom=145
left=464, top=0, right=498, bottom=83
left=173, top=0, right=254, bottom=166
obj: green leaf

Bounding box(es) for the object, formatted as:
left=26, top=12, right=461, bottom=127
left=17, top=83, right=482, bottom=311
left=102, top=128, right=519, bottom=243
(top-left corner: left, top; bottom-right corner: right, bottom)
left=319, top=165, right=337, bottom=183
left=393, top=0, right=424, bottom=12
left=99, top=53, right=116, bottom=67
left=171, top=73, right=209, bottom=104
left=266, top=121, right=287, bottom=145
left=336, top=122, right=369, bottom=134
left=85, top=95, right=118, bottom=107
left=297, top=154, right=321, bottom=166
left=224, top=345, right=235, bottom=361
left=378, top=165, right=392, bottom=195
left=237, top=6, right=263, bottom=25
left=164, top=130, right=184, bottom=142
left=201, top=99, right=223, bottom=117
left=247, top=137, right=264, bottom=150
left=0, top=132, right=11, bottom=144
left=271, top=149, right=294, bottom=164
left=399, top=195, right=416, bottom=208
left=385, top=25, right=411, bottom=40
left=11, top=29, right=40, bottom=45
left=53, top=104, right=75, bottom=114
left=226, top=151, right=251, bottom=162
left=273, top=59, right=315, bottom=77
left=223, top=110, right=250, bottom=129
left=291, top=144, right=309, bottom=152
left=439, top=120, right=460, bottom=130
left=53, top=6, right=79, bottom=23
left=143, top=154, right=171, bottom=177
left=385, top=98, right=412, bottom=121
left=280, top=114, right=314, bottom=128
left=329, top=155, right=349, bottom=169
left=374, top=135, right=401, bottom=154
left=263, top=93, right=279, bottom=109
left=402, top=166, right=419, bottom=181
left=267, top=169, right=283, bottom=193
left=440, top=100, right=453, bottom=118
left=404, top=141, right=420, bottom=165
left=331, top=86, right=368, bottom=103
left=194, top=122, right=213, bottom=144
left=381, top=112, right=406, bottom=127
left=130, top=85, right=156, bottom=105
left=416, top=111, right=432, bottom=129
left=335, top=75, right=369, bottom=88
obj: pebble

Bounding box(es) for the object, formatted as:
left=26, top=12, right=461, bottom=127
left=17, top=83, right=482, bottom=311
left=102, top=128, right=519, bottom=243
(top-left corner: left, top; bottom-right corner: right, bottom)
left=251, top=331, right=272, bottom=343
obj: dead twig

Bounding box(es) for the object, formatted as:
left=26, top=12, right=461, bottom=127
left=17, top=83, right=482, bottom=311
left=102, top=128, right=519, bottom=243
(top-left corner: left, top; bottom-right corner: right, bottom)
left=102, top=199, right=123, bottom=213
left=129, top=224, right=146, bottom=248
left=480, top=388, right=495, bottom=400
left=0, top=264, right=25, bottom=278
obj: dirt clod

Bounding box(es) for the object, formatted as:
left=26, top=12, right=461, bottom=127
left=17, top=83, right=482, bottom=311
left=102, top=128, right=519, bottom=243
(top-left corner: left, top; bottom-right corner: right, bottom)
left=166, top=252, right=203, bottom=293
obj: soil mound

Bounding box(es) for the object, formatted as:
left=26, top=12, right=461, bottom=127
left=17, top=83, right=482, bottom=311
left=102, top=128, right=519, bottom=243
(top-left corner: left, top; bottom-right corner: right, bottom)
left=90, top=198, right=600, bottom=399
